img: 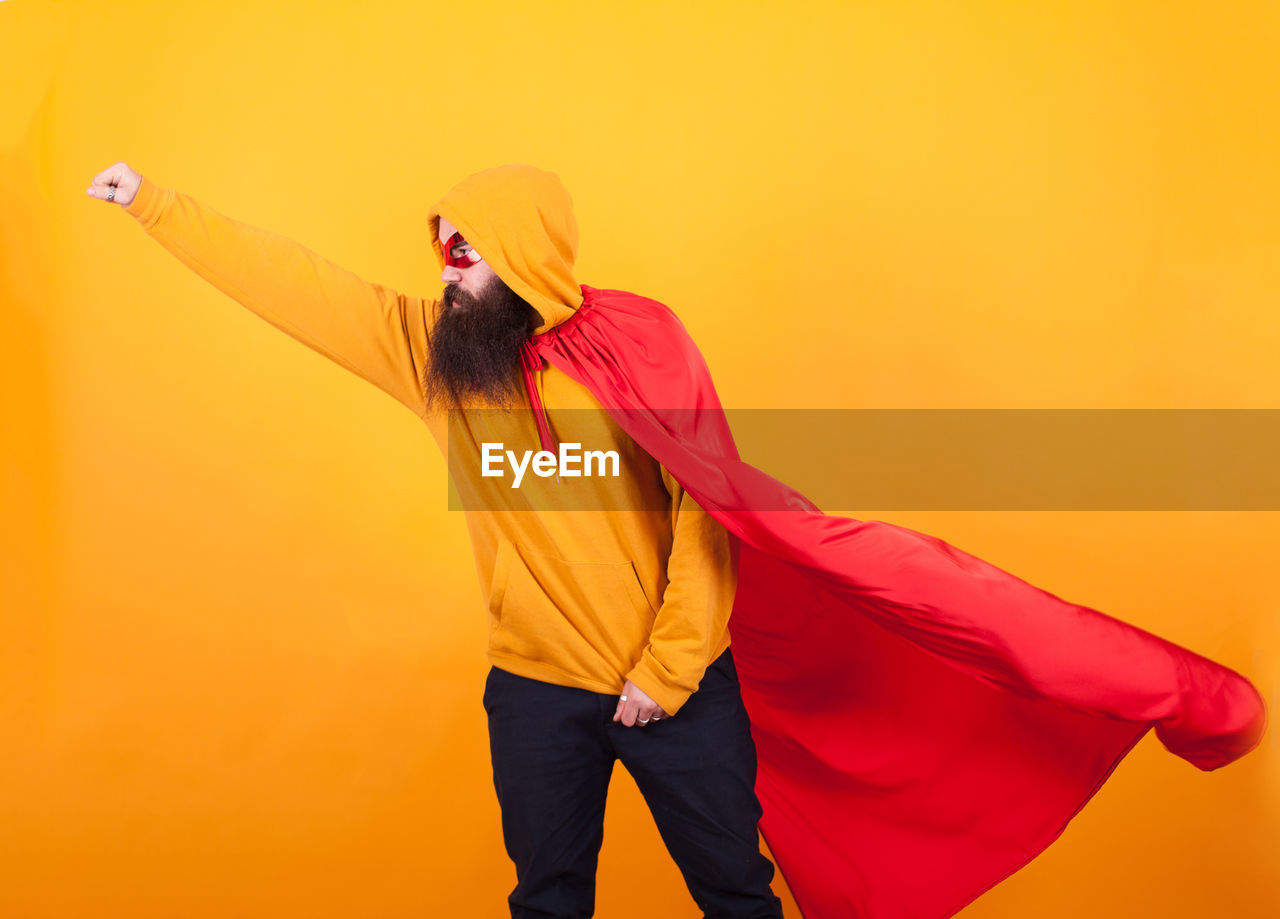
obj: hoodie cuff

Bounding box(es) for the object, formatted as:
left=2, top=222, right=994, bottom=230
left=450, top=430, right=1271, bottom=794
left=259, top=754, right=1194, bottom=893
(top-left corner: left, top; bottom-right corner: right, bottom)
left=123, top=175, right=173, bottom=231
left=625, top=652, right=698, bottom=718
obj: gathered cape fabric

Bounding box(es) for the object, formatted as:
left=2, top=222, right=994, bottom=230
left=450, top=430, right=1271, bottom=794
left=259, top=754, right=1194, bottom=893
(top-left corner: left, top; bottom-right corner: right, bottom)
left=522, top=285, right=1267, bottom=919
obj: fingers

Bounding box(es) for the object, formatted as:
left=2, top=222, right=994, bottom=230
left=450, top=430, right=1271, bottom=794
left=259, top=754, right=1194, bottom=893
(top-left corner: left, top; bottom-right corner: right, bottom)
left=85, top=182, right=117, bottom=203
left=612, top=684, right=670, bottom=728
left=613, top=694, right=637, bottom=726
left=614, top=693, right=643, bottom=727
left=85, top=162, right=137, bottom=205
left=616, top=700, right=662, bottom=727
left=85, top=178, right=121, bottom=203
left=90, top=162, right=127, bottom=188
left=87, top=166, right=120, bottom=199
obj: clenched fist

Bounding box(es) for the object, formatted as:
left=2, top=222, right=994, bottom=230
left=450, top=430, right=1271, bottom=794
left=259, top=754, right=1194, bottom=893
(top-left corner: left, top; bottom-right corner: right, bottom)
left=86, top=161, right=143, bottom=207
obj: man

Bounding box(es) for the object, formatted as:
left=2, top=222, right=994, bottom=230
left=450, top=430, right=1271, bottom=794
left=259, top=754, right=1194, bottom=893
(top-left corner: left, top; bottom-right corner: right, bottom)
left=88, top=162, right=1265, bottom=919
left=86, top=161, right=785, bottom=919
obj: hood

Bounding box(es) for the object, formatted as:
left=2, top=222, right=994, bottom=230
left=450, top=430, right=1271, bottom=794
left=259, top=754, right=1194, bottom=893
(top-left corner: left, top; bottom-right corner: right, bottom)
left=427, top=164, right=583, bottom=336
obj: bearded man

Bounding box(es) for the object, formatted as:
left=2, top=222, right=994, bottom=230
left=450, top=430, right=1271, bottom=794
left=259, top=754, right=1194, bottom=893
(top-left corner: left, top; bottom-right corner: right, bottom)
left=87, top=161, right=786, bottom=919
left=87, top=161, right=1265, bottom=919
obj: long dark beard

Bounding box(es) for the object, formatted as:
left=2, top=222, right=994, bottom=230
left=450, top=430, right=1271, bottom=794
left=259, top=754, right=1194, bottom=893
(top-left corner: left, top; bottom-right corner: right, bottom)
left=424, top=274, right=543, bottom=411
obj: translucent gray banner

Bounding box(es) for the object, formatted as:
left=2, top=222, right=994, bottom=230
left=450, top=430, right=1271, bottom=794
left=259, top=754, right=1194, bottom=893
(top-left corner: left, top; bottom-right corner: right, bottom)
left=445, top=409, right=1280, bottom=511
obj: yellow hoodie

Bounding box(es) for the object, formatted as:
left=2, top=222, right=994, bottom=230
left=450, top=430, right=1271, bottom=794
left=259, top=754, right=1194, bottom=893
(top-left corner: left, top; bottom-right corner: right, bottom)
left=123, top=166, right=735, bottom=715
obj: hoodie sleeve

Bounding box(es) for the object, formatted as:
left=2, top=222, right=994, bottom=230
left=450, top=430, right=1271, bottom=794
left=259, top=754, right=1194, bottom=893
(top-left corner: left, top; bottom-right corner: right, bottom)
left=624, top=465, right=737, bottom=716
left=123, top=176, right=434, bottom=420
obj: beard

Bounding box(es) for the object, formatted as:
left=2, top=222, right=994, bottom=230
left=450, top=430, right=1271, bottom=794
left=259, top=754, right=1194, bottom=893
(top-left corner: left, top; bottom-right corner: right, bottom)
left=423, top=273, right=543, bottom=412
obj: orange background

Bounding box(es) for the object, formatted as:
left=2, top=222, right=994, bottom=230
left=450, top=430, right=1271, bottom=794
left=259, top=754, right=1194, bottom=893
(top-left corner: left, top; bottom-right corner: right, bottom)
left=3, top=1, right=1277, bottom=916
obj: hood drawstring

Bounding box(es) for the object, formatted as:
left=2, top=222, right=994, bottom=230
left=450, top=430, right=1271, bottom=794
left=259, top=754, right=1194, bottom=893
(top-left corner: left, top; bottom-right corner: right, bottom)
left=520, top=341, right=557, bottom=455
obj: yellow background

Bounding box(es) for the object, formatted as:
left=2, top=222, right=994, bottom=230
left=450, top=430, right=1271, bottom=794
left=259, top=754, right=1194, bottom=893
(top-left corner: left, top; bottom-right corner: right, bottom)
left=3, top=0, right=1277, bottom=916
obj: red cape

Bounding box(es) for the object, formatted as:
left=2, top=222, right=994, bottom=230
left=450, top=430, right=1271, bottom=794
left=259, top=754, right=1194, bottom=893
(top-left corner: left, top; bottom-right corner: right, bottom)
left=522, top=285, right=1266, bottom=918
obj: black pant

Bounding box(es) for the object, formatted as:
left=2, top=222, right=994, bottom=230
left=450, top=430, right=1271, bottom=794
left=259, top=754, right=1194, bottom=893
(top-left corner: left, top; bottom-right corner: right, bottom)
left=482, top=649, right=784, bottom=919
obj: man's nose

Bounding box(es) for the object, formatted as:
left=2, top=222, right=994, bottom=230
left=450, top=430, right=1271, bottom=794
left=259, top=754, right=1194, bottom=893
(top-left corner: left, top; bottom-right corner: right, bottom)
left=441, top=265, right=463, bottom=283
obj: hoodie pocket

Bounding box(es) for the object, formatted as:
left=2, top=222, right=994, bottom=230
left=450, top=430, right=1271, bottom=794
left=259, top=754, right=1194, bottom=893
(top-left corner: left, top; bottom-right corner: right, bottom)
left=486, top=538, right=657, bottom=672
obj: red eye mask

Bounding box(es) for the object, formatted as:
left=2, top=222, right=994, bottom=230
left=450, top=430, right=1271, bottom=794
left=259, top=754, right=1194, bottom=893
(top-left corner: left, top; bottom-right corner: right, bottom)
left=442, top=231, right=483, bottom=268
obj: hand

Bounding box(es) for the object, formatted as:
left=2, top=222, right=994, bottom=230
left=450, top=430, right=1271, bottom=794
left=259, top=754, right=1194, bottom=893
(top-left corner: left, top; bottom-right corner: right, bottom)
left=86, top=161, right=143, bottom=207
left=612, top=680, right=669, bottom=728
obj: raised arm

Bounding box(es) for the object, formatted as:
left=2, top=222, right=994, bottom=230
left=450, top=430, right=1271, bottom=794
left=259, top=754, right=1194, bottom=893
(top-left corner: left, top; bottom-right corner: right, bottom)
left=87, top=162, right=435, bottom=420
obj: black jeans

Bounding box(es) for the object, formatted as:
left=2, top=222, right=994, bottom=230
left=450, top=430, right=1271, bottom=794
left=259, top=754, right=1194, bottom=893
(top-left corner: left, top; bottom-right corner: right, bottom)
left=482, top=649, right=784, bottom=919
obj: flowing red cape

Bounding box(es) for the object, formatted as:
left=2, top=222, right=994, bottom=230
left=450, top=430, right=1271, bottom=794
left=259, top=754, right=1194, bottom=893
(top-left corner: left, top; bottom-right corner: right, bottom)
left=521, top=285, right=1266, bottom=918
